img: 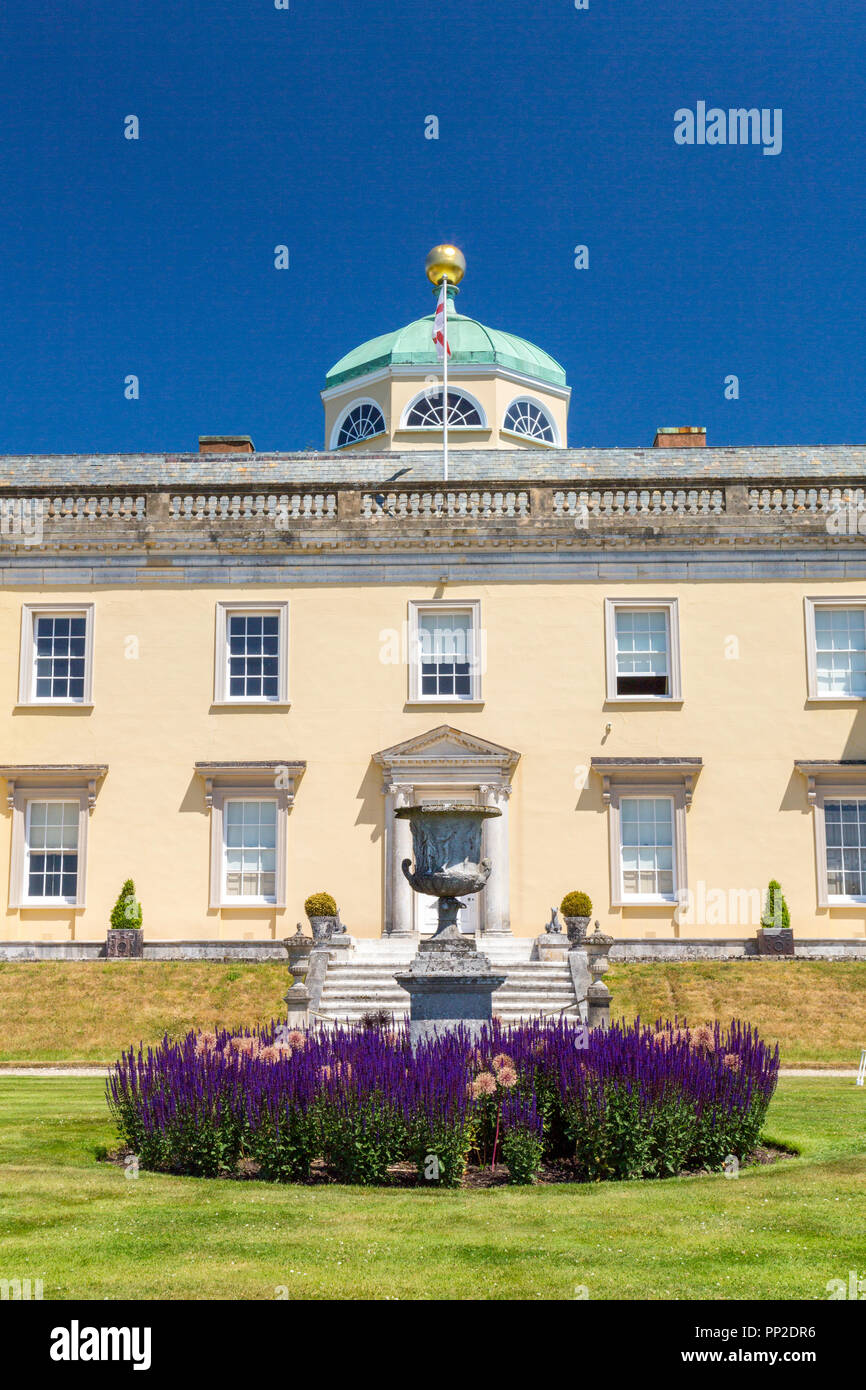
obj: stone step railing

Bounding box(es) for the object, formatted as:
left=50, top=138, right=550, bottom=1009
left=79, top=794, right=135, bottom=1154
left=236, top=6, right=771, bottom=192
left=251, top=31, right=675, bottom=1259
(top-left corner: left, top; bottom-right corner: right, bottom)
left=361, top=490, right=531, bottom=519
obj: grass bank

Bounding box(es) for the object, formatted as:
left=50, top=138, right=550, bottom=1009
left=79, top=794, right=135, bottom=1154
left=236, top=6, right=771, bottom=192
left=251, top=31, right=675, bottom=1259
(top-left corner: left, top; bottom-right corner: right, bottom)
left=0, top=959, right=863, bottom=1066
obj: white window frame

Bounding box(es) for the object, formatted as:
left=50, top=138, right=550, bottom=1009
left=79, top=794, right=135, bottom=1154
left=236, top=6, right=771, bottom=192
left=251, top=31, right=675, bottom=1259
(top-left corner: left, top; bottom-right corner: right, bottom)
left=18, top=603, right=95, bottom=707
left=3, top=767, right=105, bottom=910
left=399, top=387, right=488, bottom=431
left=219, top=794, right=280, bottom=907
left=615, top=794, right=678, bottom=906
left=604, top=598, right=681, bottom=702
left=593, top=759, right=699, bottom=910
left=330, top=397, right=388, bottom=450
left=407, top=599, right=483, bottom=704
left=196, top=762, right=305, bottom=911
left=213, top=601, right=289, bottom=706
left=804, top=598, right=866, bottom=701
left=209, top=787, right=286, bottom=909
left=795, top=762, right=866, bottom=907
left=21, top=797, right=83, bottom=907
left=501, top=395, right=560, bottom=447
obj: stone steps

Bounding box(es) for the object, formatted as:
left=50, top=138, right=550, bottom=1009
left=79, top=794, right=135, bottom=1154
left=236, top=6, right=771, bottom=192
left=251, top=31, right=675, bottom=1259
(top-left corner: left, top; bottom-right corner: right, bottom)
left=316, top=938, right=577, bottom=1023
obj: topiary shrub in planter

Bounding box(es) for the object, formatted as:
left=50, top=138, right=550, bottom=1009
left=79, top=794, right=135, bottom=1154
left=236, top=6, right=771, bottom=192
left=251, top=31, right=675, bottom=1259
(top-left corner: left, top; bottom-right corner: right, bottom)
left=757, top=879, right=794, bottom=955
left=304, top=891, right=338, bottom=941
left=106, top=879, right=143, bottom=958
left=560, top=890, right=592, bottom=944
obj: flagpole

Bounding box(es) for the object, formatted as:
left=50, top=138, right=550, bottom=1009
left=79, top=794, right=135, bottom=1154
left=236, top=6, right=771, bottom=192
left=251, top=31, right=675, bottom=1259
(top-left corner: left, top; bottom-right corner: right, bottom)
left=442, top=278, right=449, bottom=484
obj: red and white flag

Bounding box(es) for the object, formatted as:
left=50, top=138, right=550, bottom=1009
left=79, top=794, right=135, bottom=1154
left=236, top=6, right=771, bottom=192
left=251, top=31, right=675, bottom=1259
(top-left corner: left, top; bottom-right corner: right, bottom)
left=432, top=282, right=451, bottom=360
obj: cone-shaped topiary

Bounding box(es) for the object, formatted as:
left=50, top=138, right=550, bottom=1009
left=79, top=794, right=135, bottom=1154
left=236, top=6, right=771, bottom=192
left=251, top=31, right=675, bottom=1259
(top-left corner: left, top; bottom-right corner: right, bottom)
left=304, top=892, right=337, bottom=918
left=110, top=879, right=142, bottom=930
left=761, top=879, right=790, bottom=930
left=560, top=891, right=592, bottom=918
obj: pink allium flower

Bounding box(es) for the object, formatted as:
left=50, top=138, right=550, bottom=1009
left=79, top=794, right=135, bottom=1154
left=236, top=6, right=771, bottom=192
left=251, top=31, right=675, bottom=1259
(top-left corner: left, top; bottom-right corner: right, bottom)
left=259, top=1045, right=282, bottom=1063
left=471, top=1072, right=497, bottom=1099
left=286, top=1030, right=306, bottom=1049
left=722, top=1052, right=742, bottom=1073
left=689, top=1024, right=715, bottom=1055
left=496, top=1066, right=518, bottom=1089
left=492, top=1052, right=514, bottom=1072
left=195, top=1030, right=218, bottom=1055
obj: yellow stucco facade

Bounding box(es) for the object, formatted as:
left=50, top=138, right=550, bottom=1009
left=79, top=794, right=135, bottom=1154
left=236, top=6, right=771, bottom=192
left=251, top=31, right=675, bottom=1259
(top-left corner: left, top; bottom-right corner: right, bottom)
left=2, top=577, right=864, bottom=944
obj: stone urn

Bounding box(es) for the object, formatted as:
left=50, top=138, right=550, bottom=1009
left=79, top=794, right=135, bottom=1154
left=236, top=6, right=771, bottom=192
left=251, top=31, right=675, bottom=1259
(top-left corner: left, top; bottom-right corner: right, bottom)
left=585, top=921, right=614, bottom=1029
left=283, top=926, right=313, bottom=1026
left=394, top=802, right=506, bottom=1043
left=105, top=928, right=143, bottom=959
left=284, top=925, right=313, bottom=980
left=396, top=801, right=501, bottom=939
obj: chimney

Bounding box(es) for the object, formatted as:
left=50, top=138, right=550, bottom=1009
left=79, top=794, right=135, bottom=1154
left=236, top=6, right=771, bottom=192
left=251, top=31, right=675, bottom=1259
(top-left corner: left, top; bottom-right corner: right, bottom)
left=652, top=426, right=706, bottom=448
left=198, top=436, right=255, bottom=454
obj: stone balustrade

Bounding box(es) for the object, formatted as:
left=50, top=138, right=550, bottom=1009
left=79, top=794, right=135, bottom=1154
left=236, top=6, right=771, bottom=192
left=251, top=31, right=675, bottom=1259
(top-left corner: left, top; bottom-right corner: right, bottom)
left=1, top=480, right=866, bottom=553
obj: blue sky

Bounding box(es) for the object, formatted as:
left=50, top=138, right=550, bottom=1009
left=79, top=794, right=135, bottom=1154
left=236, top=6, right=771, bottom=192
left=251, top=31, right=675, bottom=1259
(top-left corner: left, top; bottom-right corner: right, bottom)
left=0, top=0, right=863, bottom=453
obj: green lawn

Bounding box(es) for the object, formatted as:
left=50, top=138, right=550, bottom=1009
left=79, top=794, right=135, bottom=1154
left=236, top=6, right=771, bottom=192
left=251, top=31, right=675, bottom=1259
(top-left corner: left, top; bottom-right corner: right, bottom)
left=0, top=1076, right=863, bottom=1300
left=1, top=959, right=864, bottom=1066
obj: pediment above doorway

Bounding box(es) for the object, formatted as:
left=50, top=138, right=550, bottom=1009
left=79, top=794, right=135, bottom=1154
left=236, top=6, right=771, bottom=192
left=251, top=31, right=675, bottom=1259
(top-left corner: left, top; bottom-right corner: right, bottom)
left=373, top=725, right=520, bottom=791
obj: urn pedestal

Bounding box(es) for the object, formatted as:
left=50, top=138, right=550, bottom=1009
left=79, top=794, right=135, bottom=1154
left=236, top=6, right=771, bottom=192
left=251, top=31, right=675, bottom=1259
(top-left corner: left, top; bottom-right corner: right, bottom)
left=534, top=907, right=570, bottom=961
left=395, top=936, right=506, bottom=1046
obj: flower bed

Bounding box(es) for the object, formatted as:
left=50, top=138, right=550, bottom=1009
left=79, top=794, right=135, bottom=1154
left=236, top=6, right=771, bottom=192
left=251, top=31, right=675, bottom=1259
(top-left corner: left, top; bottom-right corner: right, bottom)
left=106, top=1018, right=779, bottom=1186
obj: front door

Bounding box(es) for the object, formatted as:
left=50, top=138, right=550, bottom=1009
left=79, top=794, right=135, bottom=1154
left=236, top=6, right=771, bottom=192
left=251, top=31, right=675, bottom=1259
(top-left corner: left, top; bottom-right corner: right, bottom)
left=413, top=788, right=480, bottom=937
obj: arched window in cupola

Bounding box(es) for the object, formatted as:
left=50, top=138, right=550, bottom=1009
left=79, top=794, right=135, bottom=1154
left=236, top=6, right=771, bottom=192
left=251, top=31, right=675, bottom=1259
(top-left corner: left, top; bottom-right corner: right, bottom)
left=402, top=389, right=485, bottom=429
left=503, top=397, right=557, bottom=445
left=334, top=401, right=386, bottom=449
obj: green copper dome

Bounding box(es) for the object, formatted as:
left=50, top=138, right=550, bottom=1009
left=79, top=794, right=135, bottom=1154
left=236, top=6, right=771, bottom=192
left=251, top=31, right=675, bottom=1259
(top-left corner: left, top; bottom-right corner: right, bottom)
left=325, top=311, right=567, bottom=391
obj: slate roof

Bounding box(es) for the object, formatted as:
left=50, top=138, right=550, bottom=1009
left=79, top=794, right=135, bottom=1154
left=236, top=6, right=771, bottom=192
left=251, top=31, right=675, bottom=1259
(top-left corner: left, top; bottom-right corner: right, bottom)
left=1, top=446, right=866, bottom=490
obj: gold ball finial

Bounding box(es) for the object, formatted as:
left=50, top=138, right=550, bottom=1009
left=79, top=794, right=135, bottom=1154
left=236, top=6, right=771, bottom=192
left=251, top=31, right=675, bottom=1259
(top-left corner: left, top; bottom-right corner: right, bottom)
left=425, top=244, right=466, bottom=286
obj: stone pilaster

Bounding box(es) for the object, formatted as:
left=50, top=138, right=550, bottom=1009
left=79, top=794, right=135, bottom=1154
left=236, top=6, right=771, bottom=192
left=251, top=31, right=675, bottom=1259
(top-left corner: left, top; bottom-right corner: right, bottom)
left=385, top=783, right=415, bottom=935
left=480, top=783, right=511, bottom=935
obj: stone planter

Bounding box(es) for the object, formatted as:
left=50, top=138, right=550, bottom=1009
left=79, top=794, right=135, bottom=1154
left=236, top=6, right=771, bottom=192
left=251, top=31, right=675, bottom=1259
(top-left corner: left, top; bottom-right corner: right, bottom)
left=105, top=928, right=143, bottom=959
left=756, top=927, right=794, bottom=957
left=308, top=914, right=338, bottom=942
left=563, top=915, right=591, bottom=944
